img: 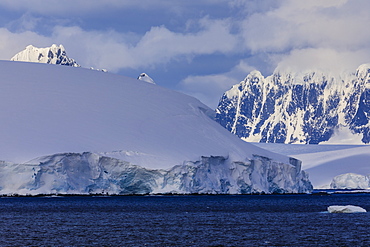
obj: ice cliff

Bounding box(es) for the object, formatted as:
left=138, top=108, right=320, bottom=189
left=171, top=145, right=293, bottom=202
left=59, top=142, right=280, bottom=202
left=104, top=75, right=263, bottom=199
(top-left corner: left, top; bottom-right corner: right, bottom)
left=216, top=64, right=370, bottom=144
left=0, top=61, right=312, bottom=195
left=0, top=152, right=311, bottom=195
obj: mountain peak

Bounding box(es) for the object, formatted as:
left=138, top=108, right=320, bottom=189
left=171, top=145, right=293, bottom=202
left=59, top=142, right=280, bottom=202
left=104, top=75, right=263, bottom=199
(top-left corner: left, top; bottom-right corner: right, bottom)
left=11, top=44, right=80, bottom=67
left=137, top=73, right=155, bottom=84
left=356, top=63, right=370, bottom=78
left=216, top=63, right=370, bottom=144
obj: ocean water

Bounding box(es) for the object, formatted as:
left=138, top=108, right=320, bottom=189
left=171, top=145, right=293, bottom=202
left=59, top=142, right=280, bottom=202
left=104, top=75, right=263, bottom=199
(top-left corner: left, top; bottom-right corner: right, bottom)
left=0, top=194, right=370, bottom=246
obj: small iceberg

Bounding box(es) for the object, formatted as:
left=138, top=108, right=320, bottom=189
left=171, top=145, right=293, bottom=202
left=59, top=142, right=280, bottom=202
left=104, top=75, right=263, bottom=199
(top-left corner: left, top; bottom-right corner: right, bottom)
left=327, top=205, right=367, bottom=213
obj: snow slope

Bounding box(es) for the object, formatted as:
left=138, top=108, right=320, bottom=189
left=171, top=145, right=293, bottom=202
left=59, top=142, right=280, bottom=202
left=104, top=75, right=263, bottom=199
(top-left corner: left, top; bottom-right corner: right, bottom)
left=0, top=60, right=312, bottom=195
left=254, top=143, right=370, bottom=188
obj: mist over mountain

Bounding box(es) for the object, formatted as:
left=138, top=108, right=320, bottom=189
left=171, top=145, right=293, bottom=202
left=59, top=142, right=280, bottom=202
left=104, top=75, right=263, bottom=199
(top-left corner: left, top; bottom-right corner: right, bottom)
left=216, top=64, right=370, bottom=144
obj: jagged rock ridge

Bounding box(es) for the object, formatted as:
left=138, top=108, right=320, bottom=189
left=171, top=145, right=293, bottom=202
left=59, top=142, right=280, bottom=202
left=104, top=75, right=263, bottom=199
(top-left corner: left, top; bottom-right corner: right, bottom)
left=216, top=64, right=370, bottom=144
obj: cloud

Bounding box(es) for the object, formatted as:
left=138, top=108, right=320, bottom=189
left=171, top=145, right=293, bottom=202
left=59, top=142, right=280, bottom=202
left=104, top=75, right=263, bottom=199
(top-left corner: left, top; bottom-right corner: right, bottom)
left=53, top=17, right=239, bottom=71
left=274, top=48, right=370, bottom=74
left=0, top=28, right=51, bottom=59
left=5, top=12, right=43, bottom=32
left=0, top=15, right=240, bottom=72
left=132, top=18, right=238, bottom=64
left=180, top=74, right=235, bottom=108
left=239, top=0, right=370, bottom=72
left=1, top=0, right=370, bottom=110
left=0, top=0, right=230, bottom=17
left=179, top=60, right=256, bottom=108
left=4, top=1, right=369, bottom=75
left=0, top=0, right=153, bottom=14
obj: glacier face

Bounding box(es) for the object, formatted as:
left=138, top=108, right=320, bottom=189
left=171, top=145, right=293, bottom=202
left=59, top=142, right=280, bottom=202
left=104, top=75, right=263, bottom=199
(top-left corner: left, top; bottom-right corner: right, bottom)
left=216, top=64, right=370, bottom=144
left=11, top=44, right=80, bottom=67
left=0, top=152, right=312, bottom=195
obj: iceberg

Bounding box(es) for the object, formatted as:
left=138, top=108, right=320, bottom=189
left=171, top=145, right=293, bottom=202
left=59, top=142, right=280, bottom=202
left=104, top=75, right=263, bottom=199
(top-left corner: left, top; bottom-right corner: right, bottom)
left=327, top=205, right=367, bottom=213
left=330, top=173, right=369, bottom=190
left=254, top=143, right=370, bottom=189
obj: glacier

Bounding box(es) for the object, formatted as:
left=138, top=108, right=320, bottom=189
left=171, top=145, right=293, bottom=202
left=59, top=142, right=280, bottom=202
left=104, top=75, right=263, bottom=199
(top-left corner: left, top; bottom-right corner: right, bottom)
left=0, top=60, right=312, bottom=195
left=0, top=152, right=311, bottom=195
left=216, top=64, right=370, bottom=144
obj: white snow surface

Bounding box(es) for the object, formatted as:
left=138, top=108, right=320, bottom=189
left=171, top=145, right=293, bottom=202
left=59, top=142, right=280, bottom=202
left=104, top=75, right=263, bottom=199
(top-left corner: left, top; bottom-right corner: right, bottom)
left=321, top=126, right=364, bottom=145
left=0, top=60, right=312, bottom=195
left=137, top=73, right=155, bottom=84
left=253, top=143, right=370, bottom=189
left=330, top=173, right=370, bottom=190
left=0, top=60, right=284, bottom=167
left=327, top=205, right=367, bottom=213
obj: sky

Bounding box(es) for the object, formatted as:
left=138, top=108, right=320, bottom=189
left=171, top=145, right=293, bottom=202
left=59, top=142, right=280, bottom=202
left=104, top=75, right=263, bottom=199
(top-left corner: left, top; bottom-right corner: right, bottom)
left=0, top=0, right=370, bottom=108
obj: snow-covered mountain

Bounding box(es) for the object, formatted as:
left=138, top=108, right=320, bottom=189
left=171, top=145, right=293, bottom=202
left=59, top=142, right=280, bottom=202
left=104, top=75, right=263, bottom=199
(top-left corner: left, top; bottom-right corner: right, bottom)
left=216, top=64, right=370, bottom=144
left=0, top=60, right=312, bottom=195
left=10, top=44, right=80, bottom=67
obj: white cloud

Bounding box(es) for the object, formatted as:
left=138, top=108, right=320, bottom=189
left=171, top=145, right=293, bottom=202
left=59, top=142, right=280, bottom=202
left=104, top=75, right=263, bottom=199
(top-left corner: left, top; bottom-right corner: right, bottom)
left=179, top=60, right=256, bottom=108
left=0, top=15, right=240, bottom=72
left=4, top=1, right=369, bottom=75
left=6, top=12, right=42, bottom=32
left=274, top=48, right=370, bottom=74
left=180, top=74, right=236, bottom=108
left=1, top=0, right=370, bottom=109
left=240, top=0, right=370, bottom=73
left=0, top=28, right=51, bottom=59
left=53, top=18, right=239, bottom=71
left=132, top=18, right=239, bottom=64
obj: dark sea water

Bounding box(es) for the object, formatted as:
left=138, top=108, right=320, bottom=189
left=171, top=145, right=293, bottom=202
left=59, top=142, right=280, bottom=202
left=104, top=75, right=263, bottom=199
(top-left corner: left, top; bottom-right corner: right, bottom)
left=0, top=194, right=370, bottom=246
